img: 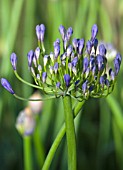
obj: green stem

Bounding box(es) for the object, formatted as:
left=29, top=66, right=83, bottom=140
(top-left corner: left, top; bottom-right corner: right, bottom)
left=42, top=100, right=85, bottom=170
left=63, top=95, right=76, bottom=170
left=23, top=136, right=32, bottom=170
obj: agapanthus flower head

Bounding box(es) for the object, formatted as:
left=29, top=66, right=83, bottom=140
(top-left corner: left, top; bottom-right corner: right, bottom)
left=10, top=52, right=17, bottom=70
left=4, top=23, right=122, bottom=101
left=1, top=78, right=15, bottom=94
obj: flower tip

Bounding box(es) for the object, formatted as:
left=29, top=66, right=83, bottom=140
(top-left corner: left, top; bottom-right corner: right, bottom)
left=1, top=78, right=15, bottom=94
left=64, top=74, right=71, bottom=87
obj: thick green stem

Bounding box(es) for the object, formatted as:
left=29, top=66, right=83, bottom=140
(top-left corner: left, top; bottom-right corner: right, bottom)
left=42, top=100, right=85, bottom=170
left=63, top=95, right=76, bottom=170
left=23, top=136, right=32, bottom=170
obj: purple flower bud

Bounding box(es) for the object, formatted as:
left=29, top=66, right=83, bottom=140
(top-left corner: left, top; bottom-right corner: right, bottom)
left=54, top=39, right=60, bottom=46
left=99, top=44, right=107, bottom=56
left=36, top=25, right=41, bottom=40
left=1, top=78, right=14, bottom=94
left=72, top=66, right=77, bottom=75
left=72, top=38, right=78, bottom=50
left=67, top=45, right=73, bottom=57
left=36, top=24, right=45, bottom=42
left=78, top=39, right=84, bottom=55
left=61, top=52, right=67, bottom=60
left=89, top=56, right=95, bottom=70
left=59, top=25, right=66, bottom=40
left=54, top=44, right=60, bottom=59
left=10, top=52, right=17, bottom=70
left=27, top=50, right=34, bottom=67
left=40, top=24, right=45, bottom=42
left=43, top=55, right=49, bottom=66
left=109, top=68, right=115, bottom=81
left=68, top=62, right=72, bottom=71
left=105, top=79, right=110, bottom=87
left=92, top=65, right=96, bottom=75
left=96, top=55, right=103, bottom=71
left=56, top=82, right=61, bottom=88
left=83, top=57, right=89, bottom=73
left=50, top=52, right=54, bottom=62
left=35, top=47, right=40, bottom=60
left=114, top=58, right=120, bottom=75
left=38, top=65, right=42, bottom=72
left=115, top=53, right=122, bottom=65
left=42, top=72, right=47, bottom=83
left=71, top=56, right=78, bottom=67
left=49, top=66, right=54, bottom=75
left=66, top=27, right=73, bottom=40
left=64, top=74, right=71, bottom=87
left=86, top=40, right=92, bottom=54
left=54, top=62, right=59, bottom=74
left=82, top=80, right=88, bottom=94
left=91, top=24, right=98, bottom=41
left=100, top=76, right=105, bottom=86
left=93, top=38, right=98, bottom=52
left=63, top=36, right=68, bottom=50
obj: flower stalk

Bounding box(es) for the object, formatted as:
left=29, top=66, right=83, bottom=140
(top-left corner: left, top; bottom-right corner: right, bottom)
left=63, top=95, right=77, bottom=170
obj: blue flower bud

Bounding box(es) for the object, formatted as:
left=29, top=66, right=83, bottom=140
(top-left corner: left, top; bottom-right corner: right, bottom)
left=27, top=50, right=34, bottom=67
left=50, top=52, right=54, bottom=63
left=68, top=62, right=72, bottom=71
left=115, top=53, right=122, bottom=65
left=114, top=58, right=120, bottom=75
left=54, top=44, right=60, bottom=59
left=72, top=66, right=77, bottom=75
left=56, top=82, right=61, bottom=88
left=64, top=74, right=71, bottom=87
left=67, top=45, right=73, bottom=57
left=63, top=36, right=68, bottom=50
left=35, top=47, right=40, bottom=60
left=66, top=27, right=73, bottom=40
left=83, top=57, right=89, bottom=73
left=38, top=65, right=42, bottom=73
left=99, top=44, right=107, bottom=56
left=53, top=39, right=60, bottom=46
left=105, top=79, right=110, bottom=87
left=89, top=56, right=95, bottom=70
left=100, top=76, right=105, bottom=86
left=36, top=25, right=41, bottom=40
left=49, top=66, right=54, bottom=75
left=96, top=55, right=103, bottom=71
left=1, top=78, right=15, bottom=94
left=61, top=52, right=67, bottom=60
left=91, top=24, right=98, bottom=41
left=72, top=38, right=78, bottom=50
left=43, top=55, right=49, bottom=66
left=86, top=40, right=92, bottom=54
left=71, top=56, right=78, bottom=67
left=54, top=62, right=59, bottom=74
left=78, top=39, right=84, bottom=55
left=82, top=80, right=88, bottom=94
left=109, top=68, right=115, bottom=81
left=93, top=38, right=98, bottom=52
left=10, top=52, right=17, bottom=70
left=40, top=24, right=45, bottom=42
left=42, top=72, right=47, bottom=83
left=59, top=25, right=66, bottom=40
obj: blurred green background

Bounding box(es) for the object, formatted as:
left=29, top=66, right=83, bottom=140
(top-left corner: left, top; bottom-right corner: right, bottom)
left=0, top=0, right=123, bottom=170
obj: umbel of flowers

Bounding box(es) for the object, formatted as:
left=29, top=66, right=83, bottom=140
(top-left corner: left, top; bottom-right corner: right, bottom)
left=1, top=24, right=122, bottom=101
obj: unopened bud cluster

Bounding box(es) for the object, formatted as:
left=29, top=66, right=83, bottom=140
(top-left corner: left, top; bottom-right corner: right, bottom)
left=1, top=24, right=122, bottom=100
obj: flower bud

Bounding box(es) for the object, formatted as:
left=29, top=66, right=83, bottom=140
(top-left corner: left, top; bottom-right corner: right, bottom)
left=64, top=74, right=71, bottom=87
left=27, top=50, right=34, bottom=67
left=91, top=24, right=98, bottom=41
left=42, top=72, right=47, bottom=83
left=10, top=52, right=17, bottom=70
left=1, top=78, right=14, bottom=94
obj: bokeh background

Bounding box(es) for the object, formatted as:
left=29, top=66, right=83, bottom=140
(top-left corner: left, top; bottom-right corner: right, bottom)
left=0, top=0, right=123, bottom=170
